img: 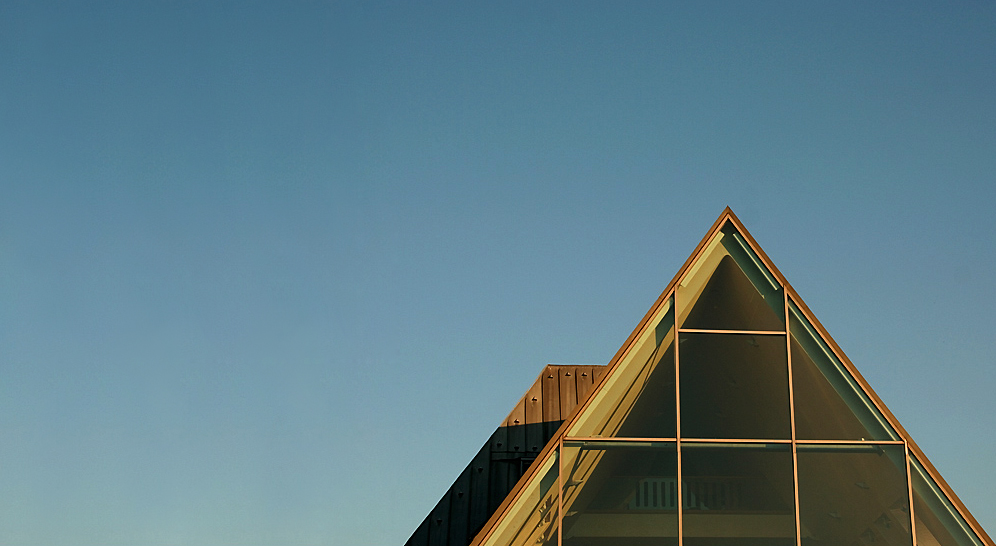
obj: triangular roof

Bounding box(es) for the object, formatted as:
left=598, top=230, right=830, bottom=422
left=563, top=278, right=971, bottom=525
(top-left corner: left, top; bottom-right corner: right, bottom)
left=412, top=208, right=992, bottom=546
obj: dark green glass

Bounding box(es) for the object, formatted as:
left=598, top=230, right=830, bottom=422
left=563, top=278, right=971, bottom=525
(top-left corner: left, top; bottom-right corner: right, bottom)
left=789, top=302, right=899, bottom=440
left=681, top=443, right=797, bottom=546
left=678, top=222, right=784, bottom=331
left=679, top=333, right=791, bottom=439
left=797, top=444, right=911, bottom=546
left=569, top=300, right=676, bottom=439
left=561, top=441, right=678, bottom=546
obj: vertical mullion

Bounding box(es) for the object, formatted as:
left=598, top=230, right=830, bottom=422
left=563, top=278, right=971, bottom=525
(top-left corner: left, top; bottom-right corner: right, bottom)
left=558, top=437, right=563, bottom=546
left=906, top=442, right=918, bottom=546
left=786, top=292, right=802, bottom=546
left=674, top=293, right=683, bottom=546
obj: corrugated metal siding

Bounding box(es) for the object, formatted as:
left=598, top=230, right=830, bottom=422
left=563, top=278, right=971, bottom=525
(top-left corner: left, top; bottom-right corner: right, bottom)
left=405, top=364, right=605, bottom=546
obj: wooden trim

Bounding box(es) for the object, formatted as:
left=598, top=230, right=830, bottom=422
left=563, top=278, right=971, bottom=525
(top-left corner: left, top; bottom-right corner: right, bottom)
left=728, top=206, right=994, bottom=546
left=563, top=437, right=677, bottom=443
left=675, top=285, right=684, bottom=546
left=557, top=437, right=563, bottom=546
left=906, top=442, right=918, bottom=546
left=785, top=293, right=993, bottom=546
left=909, top=445, right=994, bottom=546
left=794, top=439, right=906, bottom=445
left=677, top=328, right=786, bottom=335
left=678, top=438, right=793, bottom=444
left=784, top=289, right=802, bottom=546
left=472, top=226, right=702, bottom=546
left=467, top=207, right=994, bottom=546
left=791, top=441, right=801, bottom=546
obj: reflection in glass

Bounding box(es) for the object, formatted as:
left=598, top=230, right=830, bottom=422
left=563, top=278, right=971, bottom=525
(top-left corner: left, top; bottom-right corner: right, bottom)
left=677, top=222, right=784, bottom=331
left=790, top=302, right=899, bottom=441
left=680, top=333, right=791, bottom=439
left=568, top=298, right=676, bottom=438
left=797, top=444, right=911, bottom=546
left=910, top=455, right=985, bottom=546
left=562, top=441, right=678, bottom=546
left=682, top=443, right=796, bottom=546
left=481, top=449, right=558, bottom=546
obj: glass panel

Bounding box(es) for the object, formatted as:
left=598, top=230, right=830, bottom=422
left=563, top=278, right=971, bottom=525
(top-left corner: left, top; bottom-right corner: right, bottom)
left=789, top=302, right=899, bottom=440
left=678, top=222, right=784, bottom=331
left=481, top=449, right=559, bottom=546
left=910, top=455, right=985, bottom=546
left=797, top=444, right=911, bottom=546
left=681, top=443, right=797, bottom=546
left=562, top=440, right=678, bottom=546
left=568, top=298, right=676, bottom=438
left=679, top=333, right=791, bottom=439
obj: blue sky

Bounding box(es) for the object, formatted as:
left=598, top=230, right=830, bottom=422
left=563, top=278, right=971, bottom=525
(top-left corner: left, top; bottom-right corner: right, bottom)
left=2, top=2, right=995, bottom=545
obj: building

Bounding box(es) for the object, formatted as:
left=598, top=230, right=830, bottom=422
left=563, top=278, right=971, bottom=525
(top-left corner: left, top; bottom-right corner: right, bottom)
left=406, top=208, right=992, bottom=546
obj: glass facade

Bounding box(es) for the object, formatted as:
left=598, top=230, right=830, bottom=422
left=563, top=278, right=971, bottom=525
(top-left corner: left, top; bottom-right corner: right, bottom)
left=797, top=444, right=911, bottom=546
left=568, top=298, right=676, bottom=439
left=789, top=302, right=898, bottom=441
left=476, top=218, right=987, bottom=546
left=681, top=443, right=796, bottom=546
left=679, top=333, right=790, bottom=440
left=562, top=441, right=678, bottom=546
left=677, top=222, right=784, bottom=331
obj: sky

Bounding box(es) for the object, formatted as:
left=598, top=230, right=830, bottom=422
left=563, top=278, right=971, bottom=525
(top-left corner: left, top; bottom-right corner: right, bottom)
left=1, top=2, right=995, bottom=545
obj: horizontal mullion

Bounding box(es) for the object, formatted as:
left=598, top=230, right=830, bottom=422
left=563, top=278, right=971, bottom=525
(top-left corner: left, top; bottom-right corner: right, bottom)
left=564, top=436, right=677, bottom=443
left=794, top=439, right=905, bottom=445
left=680, top=438, right=792, bottom=444
left=562, top=437, right=906, bottom=445
left=678, top=328, right=786, bottom=335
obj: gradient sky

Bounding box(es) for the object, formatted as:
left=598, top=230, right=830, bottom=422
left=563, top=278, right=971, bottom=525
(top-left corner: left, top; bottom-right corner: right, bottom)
left=2, top=2, right=995, bottom=545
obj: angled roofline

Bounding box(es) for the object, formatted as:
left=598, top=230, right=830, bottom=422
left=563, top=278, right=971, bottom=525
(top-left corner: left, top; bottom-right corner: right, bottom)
left=468, top=207, right=993, bottom=546
left=468, top=207, right=729, bottom=546
left=726, top=209, right=994, bottom=546
left=405, top=363, right=608, bottom=546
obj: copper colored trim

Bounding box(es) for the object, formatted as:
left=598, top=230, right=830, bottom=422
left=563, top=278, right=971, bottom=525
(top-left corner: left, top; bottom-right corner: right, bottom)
left=677, top=328, right=786, bottom=335
left=785, top=289, right=796, bottom=444
left=776, top=278, right=990, bottom=541
left=677, top=442, right=683, bottom=546
left=785, top=290, right=803, bottom=546
left=794, top=439, right=906, bottom=445
left=784, top=294, right=991, bottom=545
left=467, top=208, right=993, bottom=546
left=722, top=209, right=791, bottom=294
left=791, top=442, right=802, bottom=546
left=468, top=364, right=593, bottom=546
left=561, top=437, right=906, bottom=445
left=467, top=287, right=674, bottom=546
left=558, top=437, right=563, bottom=546
left=472, top=442, right=551, bottom=545
left=674, top=286, right=683, bottom=546
left=908, top=443, right=992, bottom=546
left=785, top=294, right=898, bottom=426
left=597, top=208, right=731, bottom=397
left=563, top=437, right=677, bottom=443
left=785, top=296, right=900, bottom=441
left=678, top=437, right=792, bottom=444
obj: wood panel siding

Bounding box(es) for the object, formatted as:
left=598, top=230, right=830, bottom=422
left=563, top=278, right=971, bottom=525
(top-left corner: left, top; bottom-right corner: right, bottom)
left=405, top=364, right=606, bottom=546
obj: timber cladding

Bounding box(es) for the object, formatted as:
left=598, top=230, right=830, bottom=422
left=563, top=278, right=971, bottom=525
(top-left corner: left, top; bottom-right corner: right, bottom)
left=406, top=364, right=605, bottom=546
